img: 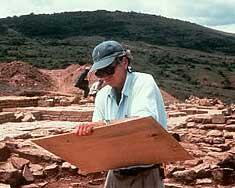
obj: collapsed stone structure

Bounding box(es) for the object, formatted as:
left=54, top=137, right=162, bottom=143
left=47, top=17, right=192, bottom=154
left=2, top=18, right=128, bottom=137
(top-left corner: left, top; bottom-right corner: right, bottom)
left=0, top=96, right=234, bottom=188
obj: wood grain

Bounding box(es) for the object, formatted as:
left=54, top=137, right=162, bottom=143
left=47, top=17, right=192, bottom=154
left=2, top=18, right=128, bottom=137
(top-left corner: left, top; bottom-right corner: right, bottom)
left=32, top=116, right=192, bottom=173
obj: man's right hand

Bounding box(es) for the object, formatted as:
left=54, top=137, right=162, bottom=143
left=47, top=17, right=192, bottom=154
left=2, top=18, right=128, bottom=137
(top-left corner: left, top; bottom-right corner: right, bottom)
left=73, top=121, right=105, bottom=136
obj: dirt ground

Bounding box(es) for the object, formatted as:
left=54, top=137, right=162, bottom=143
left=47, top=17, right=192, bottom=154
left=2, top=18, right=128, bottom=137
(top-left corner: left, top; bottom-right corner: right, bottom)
left=0, top=61, right=178, bottom=104
left=1, top=61, right=234, bottom=188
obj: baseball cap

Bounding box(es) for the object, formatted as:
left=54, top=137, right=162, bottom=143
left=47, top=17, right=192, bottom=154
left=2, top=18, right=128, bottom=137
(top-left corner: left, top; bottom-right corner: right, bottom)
left=90, top=41, right=126, bottom=72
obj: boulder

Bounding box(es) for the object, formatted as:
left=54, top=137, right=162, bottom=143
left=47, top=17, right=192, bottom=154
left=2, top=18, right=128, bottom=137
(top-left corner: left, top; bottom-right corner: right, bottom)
left=0, top=162, right=23, bottom=186
left=22, top=165, right=34, bottom=182
left=11, top=156, right=30, bottom=170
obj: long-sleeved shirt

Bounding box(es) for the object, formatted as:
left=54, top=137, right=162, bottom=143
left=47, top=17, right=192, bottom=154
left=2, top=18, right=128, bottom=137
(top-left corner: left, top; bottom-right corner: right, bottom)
left=93, top=71, right=167, bottom=129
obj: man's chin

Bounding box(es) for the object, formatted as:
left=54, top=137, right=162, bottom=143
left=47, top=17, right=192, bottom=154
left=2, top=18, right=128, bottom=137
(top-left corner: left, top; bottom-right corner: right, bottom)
left=105, top=82, right=115, bottom=88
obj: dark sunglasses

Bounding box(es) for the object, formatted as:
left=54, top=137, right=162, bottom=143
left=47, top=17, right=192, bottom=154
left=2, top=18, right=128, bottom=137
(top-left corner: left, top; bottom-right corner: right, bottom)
left=95, top=57, right=123, bottom=78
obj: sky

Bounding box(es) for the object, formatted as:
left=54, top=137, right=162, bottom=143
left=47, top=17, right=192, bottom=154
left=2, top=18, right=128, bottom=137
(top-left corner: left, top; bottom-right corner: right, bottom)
left=1, top=0, right=235, bottom=34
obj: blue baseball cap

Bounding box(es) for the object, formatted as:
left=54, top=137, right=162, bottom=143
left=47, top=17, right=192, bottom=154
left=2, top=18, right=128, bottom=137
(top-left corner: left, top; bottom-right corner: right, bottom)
left=90, top=41, right=126, bottom=72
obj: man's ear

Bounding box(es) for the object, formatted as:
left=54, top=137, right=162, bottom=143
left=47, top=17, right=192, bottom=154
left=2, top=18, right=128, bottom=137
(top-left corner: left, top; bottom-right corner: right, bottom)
left=123, top=57, right=129, bottom=69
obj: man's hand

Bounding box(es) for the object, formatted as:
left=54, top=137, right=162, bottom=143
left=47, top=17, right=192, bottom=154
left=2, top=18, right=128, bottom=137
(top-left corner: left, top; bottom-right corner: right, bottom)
left=73, top=121, right=105, bottom=136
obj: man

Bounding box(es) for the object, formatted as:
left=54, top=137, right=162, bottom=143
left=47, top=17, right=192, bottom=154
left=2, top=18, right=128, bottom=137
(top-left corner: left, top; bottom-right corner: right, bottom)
left=88, top=79, right=104, bottom=97
left=74, top=66, right=90, bottom=98
left=74, top=40, right=167, bottom=188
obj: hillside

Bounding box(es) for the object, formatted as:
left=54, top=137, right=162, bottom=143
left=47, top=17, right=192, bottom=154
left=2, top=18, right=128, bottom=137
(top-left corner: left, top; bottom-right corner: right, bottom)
left=1, top=10, right=235, bottom=54
left=0, top=10, right=235, bottom=103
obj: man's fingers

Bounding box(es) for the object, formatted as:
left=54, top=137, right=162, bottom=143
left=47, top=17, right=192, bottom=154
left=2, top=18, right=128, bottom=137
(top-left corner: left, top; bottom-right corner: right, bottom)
left=80, top=125, right=86, bottom=136
left=86, top=126, right=94, bottom=135
left=74, top=123, right=94, bottom=136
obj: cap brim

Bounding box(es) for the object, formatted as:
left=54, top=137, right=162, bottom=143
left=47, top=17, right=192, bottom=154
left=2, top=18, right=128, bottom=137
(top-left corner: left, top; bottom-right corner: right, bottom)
left=89, top=56, right=116, bottom=72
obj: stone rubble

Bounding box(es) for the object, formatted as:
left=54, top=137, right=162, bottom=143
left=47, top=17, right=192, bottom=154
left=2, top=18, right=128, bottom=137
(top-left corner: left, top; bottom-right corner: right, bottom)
left=0, top=96, right=234, bottom=187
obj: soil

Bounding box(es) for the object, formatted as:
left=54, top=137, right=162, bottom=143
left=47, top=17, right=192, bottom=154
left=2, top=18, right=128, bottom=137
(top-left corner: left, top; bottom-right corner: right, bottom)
left=0, top=61, right=178, bottom=103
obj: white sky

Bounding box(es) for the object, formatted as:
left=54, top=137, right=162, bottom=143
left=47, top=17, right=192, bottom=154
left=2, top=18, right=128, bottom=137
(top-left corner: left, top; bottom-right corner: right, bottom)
left=1, top=0, right=235, bottom=33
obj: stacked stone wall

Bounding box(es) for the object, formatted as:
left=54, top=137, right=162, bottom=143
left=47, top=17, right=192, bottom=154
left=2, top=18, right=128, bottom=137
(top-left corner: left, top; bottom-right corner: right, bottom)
left=3, top=107, right=93, bottom=122
left=0, top=97, right=39, bottom=112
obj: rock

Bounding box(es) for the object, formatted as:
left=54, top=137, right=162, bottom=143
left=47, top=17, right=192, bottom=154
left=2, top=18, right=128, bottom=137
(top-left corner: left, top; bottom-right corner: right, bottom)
left=70, top=182, right=87, bottom=188
left=201, top=124, right=225, bottom=130
left=37, top=181, right=48, bottom=188
left=0, top=143, right=11, bottom=162
left=14, top=111, right=24, bottom=122
left=217, top=155, right=235, bottom=170
left=168, top=111, right=187, bottom=117
left=187, top=114, right=212, bottom=124
left=29, top=164, right=43, bottom=172
left=193, top=164, right=211, bottom=179
left=13, top=133, right=32, bottom=139
left=211, top=114, right=226, bottom=124
left=229, top=146, right=235, bottom=155
left=22, top=112, right=35, bottom=122
left=61, top=161, right=77, bottom=174
left=21, top=184, right=39, bottom=188
left=217, top=104, right=225, bottom=110
left=212, top=167, right=235, bottom=185
left=172, top=169, right=197, bottom=183
left=13, top=147, right=61, bottom=164
left=216, top=144, right=231, bottom=152
left=43, top=163, right=59, bottom=177
left=183, top=159, right=203, bottom=167
left=0, top=162, right=23, bottom=186
left=29, top=163, right=44, bottom=178
left=226, top=119, right=235, bottom=125
left=224, top=124, right=235, bottom=131
left=88, top=177, right=105, bottom=185
left=61, top=162, right=71, bottom=169
left=201, top=145, right=222, bottom=152
left=166, top=166, right=185, bottom=178
left=186, top=122, right=196, bottom=128
left=224, top=132, right=234, bottom=139
left=170, top=133, right=181, bottom=142
left=164, top=182, right=183, bottom=188
left=22, top=165, right=34, bottom=182
left=0, top=183, right=11, bottom=188
left=195, top=178, right=212, bottom=185
left=202, top=137, right=225, bottom=144
left=11, top=156, right=30, bottom=170
left=207, top=130, right=223, bottom=137
left=36, top=181, right=48, bottom=187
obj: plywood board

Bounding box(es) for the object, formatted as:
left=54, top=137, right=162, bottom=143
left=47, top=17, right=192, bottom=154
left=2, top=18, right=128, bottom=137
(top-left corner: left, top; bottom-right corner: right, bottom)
left=32, top=116, right=192, bottom=173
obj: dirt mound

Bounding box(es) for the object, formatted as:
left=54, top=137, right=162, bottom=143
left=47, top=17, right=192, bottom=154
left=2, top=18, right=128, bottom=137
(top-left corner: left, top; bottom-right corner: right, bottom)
left=40, top=64, right=96, bottom=95
left=0, top=61, right=54, bottom=94
left=0, top=61, right=178, bottom=104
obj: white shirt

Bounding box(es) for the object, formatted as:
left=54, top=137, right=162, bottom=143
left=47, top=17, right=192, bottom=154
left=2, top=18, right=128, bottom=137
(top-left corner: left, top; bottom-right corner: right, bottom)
left=92, top=71, right=167, bottom=169
left=93, top=71, right=167, bottom=129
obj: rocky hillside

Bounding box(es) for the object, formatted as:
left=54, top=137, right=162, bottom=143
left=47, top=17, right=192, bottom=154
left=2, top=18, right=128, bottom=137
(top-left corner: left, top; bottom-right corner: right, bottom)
left=0, top=11, right=235, bottom=103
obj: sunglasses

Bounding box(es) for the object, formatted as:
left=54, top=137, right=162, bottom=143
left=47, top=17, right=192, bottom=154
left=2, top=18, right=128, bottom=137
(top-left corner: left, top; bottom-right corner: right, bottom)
left=95, top=57, right=123, bottom=78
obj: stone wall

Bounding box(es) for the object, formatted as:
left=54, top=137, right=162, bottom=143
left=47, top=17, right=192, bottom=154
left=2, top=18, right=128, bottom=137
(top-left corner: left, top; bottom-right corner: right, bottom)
left=0, top=112, right=15, bottom=124
left=0, top=97, right=39, bottom=112
left=3, top=106, right=93, bottom=122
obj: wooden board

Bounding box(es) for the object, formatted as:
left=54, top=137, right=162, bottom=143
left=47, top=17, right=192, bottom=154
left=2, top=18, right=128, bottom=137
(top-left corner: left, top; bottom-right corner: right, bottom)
left=32, top=116, right=192, bottom=173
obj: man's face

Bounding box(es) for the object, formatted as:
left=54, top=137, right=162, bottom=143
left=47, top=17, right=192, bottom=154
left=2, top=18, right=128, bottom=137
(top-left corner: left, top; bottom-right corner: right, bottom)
left=95, top=57, right=128, bottom=89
